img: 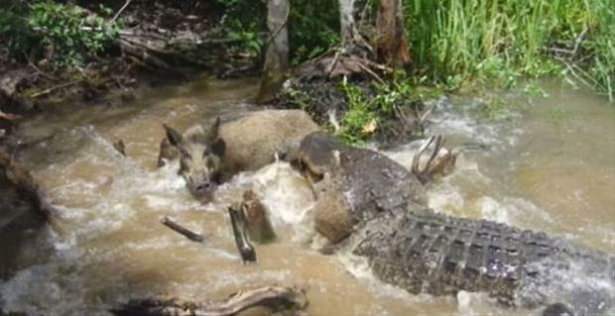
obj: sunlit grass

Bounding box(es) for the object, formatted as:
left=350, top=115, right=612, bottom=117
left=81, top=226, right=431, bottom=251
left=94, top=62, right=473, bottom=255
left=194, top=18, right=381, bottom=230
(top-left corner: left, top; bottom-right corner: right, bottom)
left=405, top=0, right=614, bottom=100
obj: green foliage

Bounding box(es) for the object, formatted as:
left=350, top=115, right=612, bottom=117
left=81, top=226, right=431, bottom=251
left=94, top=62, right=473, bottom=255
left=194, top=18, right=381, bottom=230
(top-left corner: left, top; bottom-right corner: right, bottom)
left=405, top=0, right=614, bottom=100
left=213, top=0, right=339, bottom=63
left=586, top=0, right=615, bottom=101
left=288, top=0, right=340, bottom=63
left=213, top=0, right=266, bottom=58
left=226, top=20, right=264, bottom=58
left=338, top=79, right=378, bottom=144
left=0, top=1, right=119, bottom=66
left=337, top=75, right=431, bottom=144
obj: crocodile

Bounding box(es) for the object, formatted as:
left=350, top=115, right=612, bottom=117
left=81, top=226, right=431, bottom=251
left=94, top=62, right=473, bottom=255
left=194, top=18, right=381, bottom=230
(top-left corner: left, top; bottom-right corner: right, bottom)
left=290, top=132, right=615, bottom=316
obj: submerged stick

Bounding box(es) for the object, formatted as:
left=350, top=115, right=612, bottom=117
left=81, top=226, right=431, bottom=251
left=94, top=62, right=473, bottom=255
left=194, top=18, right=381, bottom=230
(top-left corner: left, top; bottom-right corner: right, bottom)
left=110, top=285, right=308, bottom=316
left=228, top=204, right=256, bottom=263
left=161, top=216, right=205, bottom=243
left=112, top=139, right=126, bottom=157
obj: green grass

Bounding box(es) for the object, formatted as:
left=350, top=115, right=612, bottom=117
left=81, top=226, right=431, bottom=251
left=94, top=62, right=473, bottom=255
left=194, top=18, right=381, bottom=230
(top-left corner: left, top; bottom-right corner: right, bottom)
left=405, top=0, right=615, bottom=100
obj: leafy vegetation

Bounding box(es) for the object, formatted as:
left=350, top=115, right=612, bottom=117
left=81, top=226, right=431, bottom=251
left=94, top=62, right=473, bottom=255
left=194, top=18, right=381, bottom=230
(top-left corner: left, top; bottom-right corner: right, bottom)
left=336, top=75, right=431, bottom=144
left=0, top=1, right=119, bottom=66
left=405, top=0, right=614, bottom=100
left=212, top=0, right=340, bottom=63
left=212, top=0, right=613, bottom=100
left=1, top=0, right=612, bottom=101
left=288, top=0, right=340, bottom=63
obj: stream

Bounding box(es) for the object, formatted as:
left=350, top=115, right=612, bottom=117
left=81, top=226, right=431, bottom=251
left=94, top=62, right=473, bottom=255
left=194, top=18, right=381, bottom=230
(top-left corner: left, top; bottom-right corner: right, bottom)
left=1, top=77, right=613, bottom=316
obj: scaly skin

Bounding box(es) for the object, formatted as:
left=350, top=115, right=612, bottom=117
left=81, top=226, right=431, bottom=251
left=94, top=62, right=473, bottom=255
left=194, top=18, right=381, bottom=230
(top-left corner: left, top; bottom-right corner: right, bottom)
left=291, top=132, right=615, bottom=316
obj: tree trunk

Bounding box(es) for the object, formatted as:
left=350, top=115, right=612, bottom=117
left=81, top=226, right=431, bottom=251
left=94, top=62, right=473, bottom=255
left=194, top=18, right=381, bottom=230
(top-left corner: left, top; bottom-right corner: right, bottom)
left=257, top=0, right=290, bottom=103
left=339, top=0, right=356, bottom=48
left=376, top=0, right=411, bottom=68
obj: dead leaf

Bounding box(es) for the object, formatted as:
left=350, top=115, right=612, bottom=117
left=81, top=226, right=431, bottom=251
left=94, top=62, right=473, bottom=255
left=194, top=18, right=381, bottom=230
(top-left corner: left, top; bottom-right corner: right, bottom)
left=362, top=118, right=378, bottom=134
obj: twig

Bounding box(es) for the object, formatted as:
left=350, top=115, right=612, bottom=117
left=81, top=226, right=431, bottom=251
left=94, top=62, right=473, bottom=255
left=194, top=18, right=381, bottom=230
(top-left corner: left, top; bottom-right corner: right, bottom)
left=357, top=61, right=385, bottom=84
left=326, top=49, right=342, bottom=79
left=411, top=136, right=435, bottom=177
left=161, top=216, right=205, bottom=243
left=112, top=0, right=133, bottom=23
left=555, top=56, right=596, bottom=89
left=28, top=80, right=81, bottom=98
left=572, top=26, right=588, bottom=57
left=0, top=110, right=21, bottom=121
left=113, top=140, right=126, bottom=157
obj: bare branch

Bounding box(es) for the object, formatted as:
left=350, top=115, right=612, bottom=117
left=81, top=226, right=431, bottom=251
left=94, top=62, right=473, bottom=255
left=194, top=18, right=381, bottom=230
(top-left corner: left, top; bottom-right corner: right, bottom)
left=161, top=216, right=205, bottom=243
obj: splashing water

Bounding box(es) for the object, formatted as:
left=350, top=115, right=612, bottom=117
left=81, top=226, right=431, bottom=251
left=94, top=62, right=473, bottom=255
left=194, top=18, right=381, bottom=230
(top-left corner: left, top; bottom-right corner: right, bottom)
left=1, top=78, right=613, bottom=316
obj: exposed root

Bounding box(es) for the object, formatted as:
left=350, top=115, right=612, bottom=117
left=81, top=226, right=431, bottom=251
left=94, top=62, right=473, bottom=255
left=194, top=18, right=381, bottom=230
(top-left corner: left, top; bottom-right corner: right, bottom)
left=295, top=49, right=390, bottom=82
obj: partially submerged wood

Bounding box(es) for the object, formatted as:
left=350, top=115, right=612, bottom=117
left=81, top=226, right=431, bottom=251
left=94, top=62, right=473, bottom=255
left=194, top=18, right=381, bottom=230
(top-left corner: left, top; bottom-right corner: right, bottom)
left=410, top=135, right=459, bottom=183
left=228, top=204, right=257, bottom=263
left=113, top=139, right=127, bottom=157
left=111, top=285, right=308, bottom=316
left=160, top=216, right=205, bottom=243
left=240, top=190, right=276, bottom=244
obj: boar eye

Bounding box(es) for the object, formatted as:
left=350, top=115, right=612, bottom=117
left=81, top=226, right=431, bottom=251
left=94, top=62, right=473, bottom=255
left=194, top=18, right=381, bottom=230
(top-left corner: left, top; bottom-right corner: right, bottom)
left=179, top=148, right=192, bottom=160
left=202, top=149, right=210, bottom=158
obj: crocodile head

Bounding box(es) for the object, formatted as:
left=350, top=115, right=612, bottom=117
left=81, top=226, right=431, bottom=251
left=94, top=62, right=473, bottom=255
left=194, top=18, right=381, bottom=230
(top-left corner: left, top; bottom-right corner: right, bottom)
left=290, top=132, right=427, bottom=243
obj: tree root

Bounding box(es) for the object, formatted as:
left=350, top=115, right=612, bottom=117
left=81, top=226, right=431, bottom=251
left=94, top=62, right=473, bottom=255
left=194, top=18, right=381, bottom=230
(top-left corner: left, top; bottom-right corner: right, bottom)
left=295, top=48, right=390, bottom=82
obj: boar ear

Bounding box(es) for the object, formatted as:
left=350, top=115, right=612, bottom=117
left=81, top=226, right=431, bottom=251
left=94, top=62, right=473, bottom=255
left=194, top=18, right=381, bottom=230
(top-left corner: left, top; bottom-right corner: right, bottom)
left=208, top=117, right=221, bottom=141
left=211, top=138, right=226, bottom=157
left=163, top=124, right=183, bottom=147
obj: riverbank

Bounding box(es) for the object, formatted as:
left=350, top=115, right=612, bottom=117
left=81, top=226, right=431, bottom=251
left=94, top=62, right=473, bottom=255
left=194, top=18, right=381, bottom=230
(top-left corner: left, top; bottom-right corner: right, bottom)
left=0, top=1, right=261, bottom=142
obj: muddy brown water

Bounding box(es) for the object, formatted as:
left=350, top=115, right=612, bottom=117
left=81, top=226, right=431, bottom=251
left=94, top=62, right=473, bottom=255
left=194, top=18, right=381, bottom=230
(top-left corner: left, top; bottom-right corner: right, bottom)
left=0, top=78, right=613, bottom=316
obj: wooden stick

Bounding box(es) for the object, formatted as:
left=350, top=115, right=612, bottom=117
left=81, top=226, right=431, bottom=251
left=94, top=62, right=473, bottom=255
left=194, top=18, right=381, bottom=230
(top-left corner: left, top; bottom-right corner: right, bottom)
left=112, top=139, right=126, bottom=157
left=160, top=216, right=205, bottom=243
left=112, top=0, right=133, bottom=22
left=0, top=110, right=21, bottom=121
left=228, top=204, right=257, bottom=263
left=27, top=80, right=81, bottom=98
left=110, top=286, right=308, bottom=316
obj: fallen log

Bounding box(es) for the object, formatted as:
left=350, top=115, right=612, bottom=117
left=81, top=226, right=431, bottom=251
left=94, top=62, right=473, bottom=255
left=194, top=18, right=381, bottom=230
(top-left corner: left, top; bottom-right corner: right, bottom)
left=160, top=216, right=205, bottom=243
left=110, top=285, right=308, bottom=316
